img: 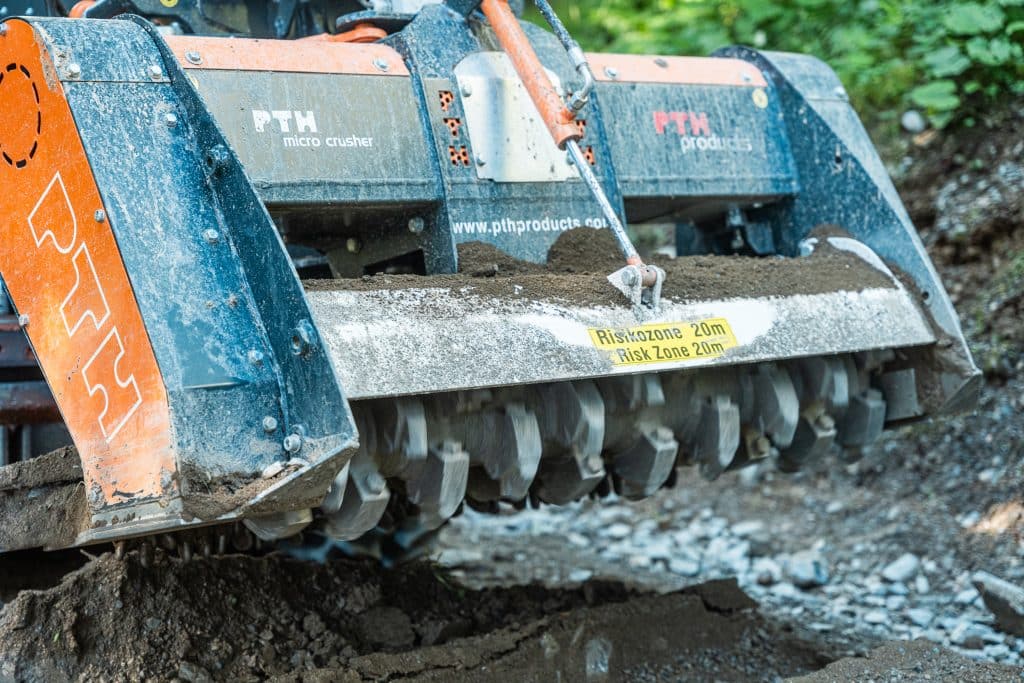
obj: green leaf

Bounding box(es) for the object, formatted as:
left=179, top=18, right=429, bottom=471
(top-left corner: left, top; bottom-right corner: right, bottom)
left=1007, top=20, right=1024, bottom=34
left=943, top=3, right=1006, bottom=35
left=923, top=46, right=972, bottom=76
left=966, top=36, right=1015, bottom=64
left=909, top=79, right=962, bottom=111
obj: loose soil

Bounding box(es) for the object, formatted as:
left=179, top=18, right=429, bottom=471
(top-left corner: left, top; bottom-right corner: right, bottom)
left=306, top=229, right=894, bottom=308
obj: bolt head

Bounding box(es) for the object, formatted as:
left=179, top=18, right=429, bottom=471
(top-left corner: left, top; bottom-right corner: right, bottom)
left=16, top=313, right=28, bottom=327
left=460, top=83, right=473, bottom=97
left=373, top=57, right=389, bottom=72
left=0, top=24, right=7, bottom=36
left=283, top=434, right=303, bottom=453
left=407, top=216, right=425, bottom=234
left=815, top=413, right=836, bottom=431
left=345, top=237, right=361, bottom=254
left=603, top=66, right=619, bottom=80
left=66, top=63, right=81, bottom=79
left=185, top=50, right=203, bottom=65
left=621, top=269, right=638, bottom=287
left=164, top=112, right=178, bottom=128
left=654, top=57, right=668, bottom=68
left=202, top=229, right=220, bottom=244
left=584, top=454, right=604, bottom=474
left=262, top=416, right=279, bottom=433
left=247, top=349, right=265, bottom=365
left=148, top=65, right=163, bottom=80
left=475, top=154, right=486, bottom=167
left=94, top=209, right=106, bottom=223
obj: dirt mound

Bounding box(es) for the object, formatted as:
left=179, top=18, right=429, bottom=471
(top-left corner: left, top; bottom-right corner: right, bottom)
left=0, top=551, right=632, bottom=681
left=790, top=639, right=1021, bottom=682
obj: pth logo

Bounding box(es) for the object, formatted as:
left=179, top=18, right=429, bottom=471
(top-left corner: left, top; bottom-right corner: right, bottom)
left=251, top=109, right=318, bottom=134
left=652, top=111, right=712, bottom=136
left=28, top=172, right=142, bottom=442
left=652, top=109, right=753, bottom=155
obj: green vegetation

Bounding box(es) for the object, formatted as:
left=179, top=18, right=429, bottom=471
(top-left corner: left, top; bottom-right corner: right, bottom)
left=534, top=1, right=1024, bottom=129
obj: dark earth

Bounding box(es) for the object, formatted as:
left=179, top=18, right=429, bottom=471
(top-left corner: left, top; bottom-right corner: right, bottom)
left=0, top=111, right=1021, bottom=681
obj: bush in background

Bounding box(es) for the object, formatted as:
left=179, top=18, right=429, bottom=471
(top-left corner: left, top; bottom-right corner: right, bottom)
left=536, top=1, right=1024, bottom=129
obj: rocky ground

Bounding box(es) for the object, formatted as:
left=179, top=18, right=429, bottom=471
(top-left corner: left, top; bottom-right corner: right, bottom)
left=0, top=113, right=1020, bottom=681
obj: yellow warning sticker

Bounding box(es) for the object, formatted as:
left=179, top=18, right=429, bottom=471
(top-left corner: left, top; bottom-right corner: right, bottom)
left=589, top=318, right=738, bottom=366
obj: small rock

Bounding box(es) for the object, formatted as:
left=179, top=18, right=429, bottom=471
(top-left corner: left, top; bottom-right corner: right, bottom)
left=949, top=622, right=989, bottom=650
left=985, top=643, right=1011, bottom=659
left=302, top=613, right=325, bottom=638
left=730, top=520, right=764, bottom=537
left=864, top=610, right=888, bottom=625
left=881, top=553, right=920, bottom=583
left=786, top=553, right=829, bottom=589
left=568, top=568, right=593, bottom=583
left=907, top=608, right=934, bottom=627
left=752, top=558, right=782, bottom=586
left=178, top=663, right=213, bottom=683
left=627, top=555, right=651, bottom=569
left=668, top=558, right=701, bottom=577
left=605, top=523, right=631, bottom=540
left=567, top=532, right=589, bottom=548
left=955, top=587, right=980, bottom=605
left=825, top=501, right=844, bottom=514
left=901, top=110, right=927, bottom=134
left=915, top=574, right=931, bottom=594
left=771, top=582, right=799, bottom=599
left=972, top=571, right=1024, bottom=637
left=144, top=617, right=161, bottom=631
left=886, top=595, right=907, bottom=611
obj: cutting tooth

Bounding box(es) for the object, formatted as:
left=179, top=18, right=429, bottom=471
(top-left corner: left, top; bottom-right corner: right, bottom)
left=750, top=364, right=799, bottom=449
left=610, top=425, right=678, bottom=499
left=369, top=398, right=428, bottom=480
left=322, top=450, right=390, bottom=541
left=532, top=380, right=606, bottom=504
left=405, top=440, right=469, bottom=530
left=778, top=401, right=837, bottom=472
left=693, top=395, right=741, bottom=480
left=457, top=401, right=541, bottom=501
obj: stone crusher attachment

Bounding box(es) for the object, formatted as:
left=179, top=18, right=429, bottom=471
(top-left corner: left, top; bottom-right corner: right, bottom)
left=0, top=1, right=979, bottom=553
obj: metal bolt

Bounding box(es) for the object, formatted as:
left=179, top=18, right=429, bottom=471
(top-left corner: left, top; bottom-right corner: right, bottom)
left=164, top=112, right=178, bottom=128
left=815, top=413, right=836, bottom=431
left=0, top=24, right=7, bottom=37
left=654, top=57, right=668, bottom=68
left=754, top=435, right=771, bottom=457
left=94, top=209, right=106, bottom=223
left=247, top=349, right=265, bottom=365
left=603, top=66, right=619, bottom=80
left=585, top=454, right=603, bottom=474
left=283, top=434, right=302, bottom=453
left=475, top=154, right=486, bottom=167
left=66, top=63, right=81, bottom=79
left=202, top=229, right=220, bottom=244
left=345, top=237, right=361, bottom=254
left=17, top=314, right=28, bottom=327
left=621, top=269, right=638, bottom=286
left=262, top=416, right=278, bottom=433
left=461, top=83, right=473, bottom=97
left=407, top=216, right=425, bottom=234
left=184, top=50, right=203, bottom=65
left=833, top=86, right=848, bottom=100
left=373, top=57, right=389, bottom=72
left=148, top=65, right=163, bottom=80
left=741, top=72, right=753, bottom=83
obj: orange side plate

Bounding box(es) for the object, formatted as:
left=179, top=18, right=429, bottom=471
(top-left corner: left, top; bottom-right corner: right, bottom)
left=0, top=19, right=175, bottom=506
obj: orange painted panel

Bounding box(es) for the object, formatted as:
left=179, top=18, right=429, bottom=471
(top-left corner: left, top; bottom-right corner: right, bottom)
left=0, top=19, right=175, bottom=505
left=164, top=35, right=410, bottom=76
left=587, top=53, right=768, bottom=88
